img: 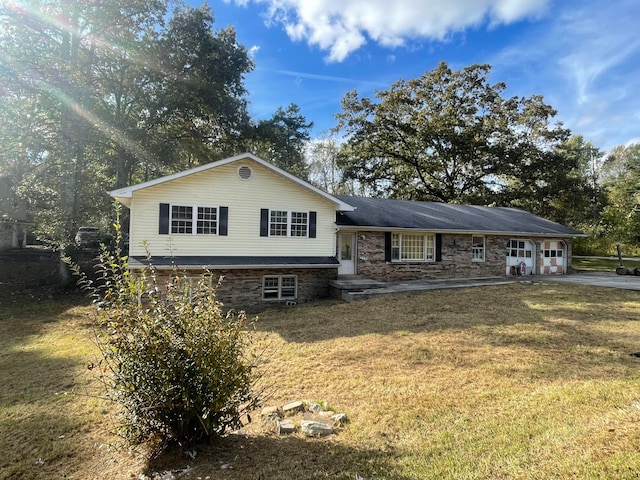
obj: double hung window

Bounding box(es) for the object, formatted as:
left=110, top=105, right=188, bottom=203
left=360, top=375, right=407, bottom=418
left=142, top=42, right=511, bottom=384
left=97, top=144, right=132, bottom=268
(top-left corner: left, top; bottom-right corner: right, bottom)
left=263, top=275, right=297, bottom=300
left=268, top=210, right=309, bottom=237
left=170, top=205, right=217, bottom=235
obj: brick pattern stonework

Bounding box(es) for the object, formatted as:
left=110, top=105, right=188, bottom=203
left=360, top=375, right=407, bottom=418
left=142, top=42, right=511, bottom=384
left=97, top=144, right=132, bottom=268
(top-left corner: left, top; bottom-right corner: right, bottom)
left=354, top=232, right=572, bottom=282
left=154, top=267, right=337, bottom=311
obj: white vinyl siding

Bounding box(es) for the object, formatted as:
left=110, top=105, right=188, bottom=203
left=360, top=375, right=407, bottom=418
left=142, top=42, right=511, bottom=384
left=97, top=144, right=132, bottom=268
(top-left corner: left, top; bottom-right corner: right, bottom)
left=391, top=233, right=435, bottom=262
left=128, top=159, right=336, bottom=258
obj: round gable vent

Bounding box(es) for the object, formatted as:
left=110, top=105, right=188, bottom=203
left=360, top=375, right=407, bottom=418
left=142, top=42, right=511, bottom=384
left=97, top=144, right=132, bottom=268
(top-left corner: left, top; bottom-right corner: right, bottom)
left=238, top=165, right=252, bottom=180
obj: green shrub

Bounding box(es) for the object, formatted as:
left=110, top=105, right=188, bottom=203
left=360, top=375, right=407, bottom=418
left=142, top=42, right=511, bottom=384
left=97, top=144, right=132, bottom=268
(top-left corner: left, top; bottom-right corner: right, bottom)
left=70, top=222, right=262, bottom=446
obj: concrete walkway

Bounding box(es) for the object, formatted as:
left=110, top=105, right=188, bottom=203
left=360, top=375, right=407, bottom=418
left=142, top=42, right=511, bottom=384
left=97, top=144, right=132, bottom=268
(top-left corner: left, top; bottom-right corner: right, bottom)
left=331, top=276, right=517, bottom=301
left=331, top=272, right=640, bottom=302
left=543, top=271, right=640, bottom=291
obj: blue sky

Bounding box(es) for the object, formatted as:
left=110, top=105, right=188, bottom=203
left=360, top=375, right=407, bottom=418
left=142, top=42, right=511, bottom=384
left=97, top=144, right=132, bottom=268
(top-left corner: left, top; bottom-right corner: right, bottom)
left=195, top=0, right=640, bottom=152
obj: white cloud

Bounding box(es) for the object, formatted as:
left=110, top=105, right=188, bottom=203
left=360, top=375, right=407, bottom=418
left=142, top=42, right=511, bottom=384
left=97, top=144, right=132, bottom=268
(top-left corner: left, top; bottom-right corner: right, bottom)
left=248, top=45, right=261, bottom=58
left=488, top=0, right=640, bottom=150
left=230, top=0, right=549, bottom=62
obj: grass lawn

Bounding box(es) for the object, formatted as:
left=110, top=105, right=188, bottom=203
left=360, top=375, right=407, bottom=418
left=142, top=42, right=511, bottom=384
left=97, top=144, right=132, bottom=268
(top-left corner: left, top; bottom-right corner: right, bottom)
left=573, top=256, right=640, bottom=272
left=2, top=283, right=640, bottom=479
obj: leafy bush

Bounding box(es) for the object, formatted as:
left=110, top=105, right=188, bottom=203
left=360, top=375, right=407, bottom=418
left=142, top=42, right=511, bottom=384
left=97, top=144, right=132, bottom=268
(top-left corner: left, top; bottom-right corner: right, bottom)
left=572, top=222, right=640, bottom=257
left=70, top=222, right=262, bottom=446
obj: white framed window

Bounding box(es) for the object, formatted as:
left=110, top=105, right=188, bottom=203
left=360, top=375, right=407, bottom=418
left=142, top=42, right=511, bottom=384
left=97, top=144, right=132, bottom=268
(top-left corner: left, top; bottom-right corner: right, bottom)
left=269, top=210, right=308, bottom=237
left=507, top=239, right=532, bottom=258
left=290, top=212, right=308, bottom=237
left=171, top=205, right=217, bottom=235
left=262, top=275, right=297, bottom=300
left=391, top=233, right=435, bottom=262
left=472, top=235, right=485, bottom=262
left=269, top=210, right=289, bottom=236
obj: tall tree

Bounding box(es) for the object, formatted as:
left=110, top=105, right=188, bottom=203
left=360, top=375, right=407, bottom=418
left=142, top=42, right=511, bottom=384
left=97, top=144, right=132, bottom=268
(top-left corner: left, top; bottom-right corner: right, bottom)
left=600, top=143, right=640, bottom=244
left=1, top=0, right=166, bottom=243
left=498, top=134, right=602, bottom=225
left=306, top=134, right=342, bottom=193
left=304, top=133, right=362, bottom=195
left=146, top=5, right=253, bottom=175
left=0, top=1, right=254, bottom=244
left=247, top=104, right=313, bottom=179
left=334, top=62, right=570, bottom=205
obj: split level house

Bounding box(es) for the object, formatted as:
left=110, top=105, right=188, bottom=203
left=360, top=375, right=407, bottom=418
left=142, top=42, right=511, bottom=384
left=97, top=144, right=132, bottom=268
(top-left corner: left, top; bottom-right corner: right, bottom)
left=109, top=153, right=584, bottom=309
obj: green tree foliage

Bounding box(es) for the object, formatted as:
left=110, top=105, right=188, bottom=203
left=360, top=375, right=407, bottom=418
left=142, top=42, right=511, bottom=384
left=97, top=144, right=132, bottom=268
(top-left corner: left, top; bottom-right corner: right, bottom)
left=0, top=1, right=255, bottom=245
left=69, top=224, right=263, bottom=446
left=334, top=62, right=572, bottom=208
left=600, top=144, right=640, bottom=245
left=145, top=6, right=254, bottom=175
left=1, top=0, right=164, bottom=241
left=503, top=135, right=603, bottom=226
left=247, top=104, right=313, bottom=179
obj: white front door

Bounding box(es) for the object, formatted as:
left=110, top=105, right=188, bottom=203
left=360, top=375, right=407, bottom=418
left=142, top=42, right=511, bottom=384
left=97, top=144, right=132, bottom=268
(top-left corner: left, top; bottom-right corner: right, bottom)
left=338, top=233, right=356, bottom=275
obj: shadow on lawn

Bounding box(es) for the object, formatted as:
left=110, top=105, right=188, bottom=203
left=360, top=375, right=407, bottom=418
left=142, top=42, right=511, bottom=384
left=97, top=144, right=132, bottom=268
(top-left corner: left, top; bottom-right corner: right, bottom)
left=256, top=284, right=640, bottom=381
left=0, top=293, right=90, bottom=342
left=146, top=433, right=407, bottom=480
left=257, top=284, right=639, bottom=342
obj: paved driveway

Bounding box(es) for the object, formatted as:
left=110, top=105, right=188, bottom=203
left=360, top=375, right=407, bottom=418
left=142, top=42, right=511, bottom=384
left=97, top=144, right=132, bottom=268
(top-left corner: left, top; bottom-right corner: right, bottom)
left=545, top=272, right=640, bottom=291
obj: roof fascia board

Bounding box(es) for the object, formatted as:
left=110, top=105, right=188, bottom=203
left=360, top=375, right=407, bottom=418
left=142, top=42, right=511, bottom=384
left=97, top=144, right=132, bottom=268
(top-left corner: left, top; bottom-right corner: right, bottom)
left=129, top=263, right=339, bottom=270
left=108, top=152, right=354, bottom=211
left=336, top=225, right=586, bottom=237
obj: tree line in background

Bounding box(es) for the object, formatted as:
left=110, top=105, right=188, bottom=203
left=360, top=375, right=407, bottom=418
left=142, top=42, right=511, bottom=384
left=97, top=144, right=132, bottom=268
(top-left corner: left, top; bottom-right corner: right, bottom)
left=0, top=0, right=311, bottom=245
left=1, top=1, right=638, bottom=254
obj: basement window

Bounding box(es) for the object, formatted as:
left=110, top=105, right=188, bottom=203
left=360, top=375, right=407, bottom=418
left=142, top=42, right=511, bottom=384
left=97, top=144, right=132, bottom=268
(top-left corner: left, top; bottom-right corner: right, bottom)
left=263, top=275, right=297, bottom=300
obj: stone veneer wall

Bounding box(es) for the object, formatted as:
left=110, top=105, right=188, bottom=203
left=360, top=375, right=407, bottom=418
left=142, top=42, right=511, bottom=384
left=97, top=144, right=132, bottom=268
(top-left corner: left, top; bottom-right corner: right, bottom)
left=354, top=232, right=572, bottom=282
left=154, top=267, right=337, bottom=311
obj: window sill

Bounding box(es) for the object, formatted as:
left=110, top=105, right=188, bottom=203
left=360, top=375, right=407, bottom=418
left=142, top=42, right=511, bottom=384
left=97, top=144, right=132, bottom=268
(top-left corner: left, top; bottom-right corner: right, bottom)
left=389, top=260, right=435, bottom=264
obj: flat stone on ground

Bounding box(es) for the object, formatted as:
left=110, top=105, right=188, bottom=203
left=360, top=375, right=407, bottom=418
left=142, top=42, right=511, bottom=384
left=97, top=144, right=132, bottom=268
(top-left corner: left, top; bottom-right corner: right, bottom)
left=277, top=419, right=296, bottom=435
left=260, top=406, right=280, bottom=417
left=283, top=400, right=304, bottom=414
left=301, top=420, right=333, bottom=437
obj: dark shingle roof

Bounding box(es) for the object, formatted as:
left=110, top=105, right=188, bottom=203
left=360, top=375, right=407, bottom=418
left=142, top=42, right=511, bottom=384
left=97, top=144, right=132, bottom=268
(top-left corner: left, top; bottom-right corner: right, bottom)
left=129, top=256, right=339, bottom=269
left=336, top=196, right=583, bottom=237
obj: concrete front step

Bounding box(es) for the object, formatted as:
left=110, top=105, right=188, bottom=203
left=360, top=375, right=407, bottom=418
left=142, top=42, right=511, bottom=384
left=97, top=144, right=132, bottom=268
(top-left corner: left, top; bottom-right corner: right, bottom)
left=329, top=276, right=388, bottom=292
left=332, top=276, right=516, bottom=302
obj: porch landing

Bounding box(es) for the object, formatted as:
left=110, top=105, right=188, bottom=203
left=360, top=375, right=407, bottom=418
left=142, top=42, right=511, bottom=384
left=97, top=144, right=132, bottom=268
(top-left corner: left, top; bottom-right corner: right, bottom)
left=330, top=276, right=516, bottom=302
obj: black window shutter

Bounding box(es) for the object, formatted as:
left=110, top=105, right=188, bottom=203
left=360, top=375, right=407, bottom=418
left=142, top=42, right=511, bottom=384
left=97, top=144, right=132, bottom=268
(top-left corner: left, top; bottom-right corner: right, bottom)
left=309, top=211, right=317, bottom=238
left=159, top=203, right=169, bottom=234
left=384, top=232, right=392, bottom=262
left=260, top=209, right=269, bottom=237
left=435, top=233, right=442, bottom=261
left=219, top=207, right=228, bottom=236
